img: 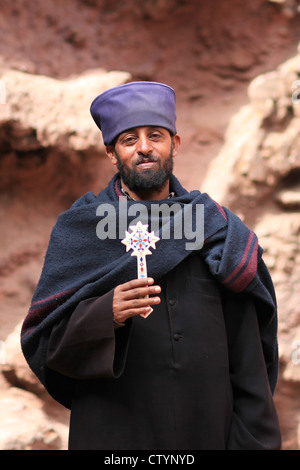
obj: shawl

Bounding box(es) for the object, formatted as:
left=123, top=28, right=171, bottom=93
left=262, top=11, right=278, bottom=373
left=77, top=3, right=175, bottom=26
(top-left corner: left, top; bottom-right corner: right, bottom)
left=21, top=174, right=278, bottom=404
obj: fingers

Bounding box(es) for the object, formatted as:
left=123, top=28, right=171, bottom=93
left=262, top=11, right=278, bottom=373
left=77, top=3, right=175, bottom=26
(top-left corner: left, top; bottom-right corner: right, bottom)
left=113, top=278, right=161, bottom=322
left=119, top=296, right=160, bottom=318
left=118, top=277, right=155, bottom=291
left=120, top=278, right=161, bottom=300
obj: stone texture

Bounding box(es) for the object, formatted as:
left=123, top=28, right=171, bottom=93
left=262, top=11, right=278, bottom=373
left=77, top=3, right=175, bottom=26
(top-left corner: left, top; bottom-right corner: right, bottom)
left=0, top=68, right=131, bottom=150
left=0, top=0, right=300, bottom=451
left=0, top=323, right=69, bottom=450
left=202, top=49, right=300, bottom=449
left=0, top=386, right=68, bottom=450
left=202, top=48, right=300, bottom=218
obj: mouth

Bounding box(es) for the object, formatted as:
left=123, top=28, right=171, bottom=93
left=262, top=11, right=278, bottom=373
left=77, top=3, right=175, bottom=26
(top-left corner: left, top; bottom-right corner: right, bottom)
left=135, top=158, right=159, bottom=170
left=137, top=161, right=158, bottom=169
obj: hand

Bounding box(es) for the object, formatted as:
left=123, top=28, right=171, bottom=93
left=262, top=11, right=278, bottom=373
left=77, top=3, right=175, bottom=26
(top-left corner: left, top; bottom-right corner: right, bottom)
left=112, top=277, right=161, bottom=324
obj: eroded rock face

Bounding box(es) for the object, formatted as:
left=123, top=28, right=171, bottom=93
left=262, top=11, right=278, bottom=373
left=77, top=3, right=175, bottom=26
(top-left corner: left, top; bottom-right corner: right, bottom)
left=1, top=0, right=300, bottom=451
left=202, top=49, right=300, bottom=219
left=0, top=323, right=69, bottom=450
left=0, top=69, right=131, bottom=150
left=0, top=69, right=131, bottom=450
left=0, top=386, right=69, bottom=450
left=203, top=50, right=300, bottom=449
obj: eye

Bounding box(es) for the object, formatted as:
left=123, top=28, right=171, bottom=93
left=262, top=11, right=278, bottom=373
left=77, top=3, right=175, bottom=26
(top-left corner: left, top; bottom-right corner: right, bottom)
left=122, top=135, right=137, bottom=145
left=149, top=132, right=162, bottom=140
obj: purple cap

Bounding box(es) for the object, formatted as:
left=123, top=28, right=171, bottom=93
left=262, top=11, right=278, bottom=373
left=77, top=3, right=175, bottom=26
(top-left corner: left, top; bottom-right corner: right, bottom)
left=90, top=81, right=177, bottom=145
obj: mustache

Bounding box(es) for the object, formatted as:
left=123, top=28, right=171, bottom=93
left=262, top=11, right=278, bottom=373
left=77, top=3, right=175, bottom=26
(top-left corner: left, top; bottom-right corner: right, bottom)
left=134, top=154, right=159, bottom=166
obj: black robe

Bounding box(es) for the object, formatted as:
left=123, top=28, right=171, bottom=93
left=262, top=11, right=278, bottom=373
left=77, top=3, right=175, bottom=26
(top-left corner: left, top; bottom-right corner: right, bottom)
left=46, top=253, right=281, bottom=450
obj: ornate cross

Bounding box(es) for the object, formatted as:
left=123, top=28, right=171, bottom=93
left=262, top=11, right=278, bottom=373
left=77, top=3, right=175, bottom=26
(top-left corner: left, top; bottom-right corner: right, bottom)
left=121, top=221, right=160, bottom=318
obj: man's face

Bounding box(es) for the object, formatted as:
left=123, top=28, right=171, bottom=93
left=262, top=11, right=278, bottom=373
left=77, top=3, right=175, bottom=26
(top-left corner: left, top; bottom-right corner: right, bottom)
left=107, top=126, right=180, bottom=193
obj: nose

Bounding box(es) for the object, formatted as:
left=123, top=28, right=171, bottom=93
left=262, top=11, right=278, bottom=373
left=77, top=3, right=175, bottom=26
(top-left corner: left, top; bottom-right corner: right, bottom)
left=136, top=135, right=153, bottom=155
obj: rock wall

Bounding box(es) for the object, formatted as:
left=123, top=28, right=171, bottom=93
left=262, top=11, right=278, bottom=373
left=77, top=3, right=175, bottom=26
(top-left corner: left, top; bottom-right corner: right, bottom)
left=0, top=0, right=300, bottom=450
left=203, top=49, right=300, bottom=450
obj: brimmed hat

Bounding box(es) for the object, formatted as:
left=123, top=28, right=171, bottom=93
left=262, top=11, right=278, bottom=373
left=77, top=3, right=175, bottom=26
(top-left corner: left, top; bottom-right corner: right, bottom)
left=90, top=81, right=177, bottom=145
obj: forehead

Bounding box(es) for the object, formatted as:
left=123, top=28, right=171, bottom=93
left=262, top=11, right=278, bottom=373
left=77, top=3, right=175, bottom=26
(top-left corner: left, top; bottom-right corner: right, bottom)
left=117, top=126, right=169, bottom=138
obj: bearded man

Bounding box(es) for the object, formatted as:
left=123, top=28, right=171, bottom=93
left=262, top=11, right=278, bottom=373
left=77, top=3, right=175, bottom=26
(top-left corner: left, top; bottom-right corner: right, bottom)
left=21, top=81, right=281, bottom=450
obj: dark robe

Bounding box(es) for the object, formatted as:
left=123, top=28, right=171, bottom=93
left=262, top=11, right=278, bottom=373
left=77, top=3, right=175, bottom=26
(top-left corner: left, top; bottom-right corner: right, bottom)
left=21, top=174, right=279, bottom=400
left=46, top=253, right=281, bottom=450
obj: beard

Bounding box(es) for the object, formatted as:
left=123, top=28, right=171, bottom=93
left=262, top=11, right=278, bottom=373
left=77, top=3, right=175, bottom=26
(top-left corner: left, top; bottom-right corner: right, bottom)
left=114, top=146, right=174, bottom=193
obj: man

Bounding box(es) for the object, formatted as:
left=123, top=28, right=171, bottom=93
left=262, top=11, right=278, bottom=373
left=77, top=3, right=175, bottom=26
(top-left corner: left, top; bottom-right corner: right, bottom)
left=21, top=81, right=281, bottom=450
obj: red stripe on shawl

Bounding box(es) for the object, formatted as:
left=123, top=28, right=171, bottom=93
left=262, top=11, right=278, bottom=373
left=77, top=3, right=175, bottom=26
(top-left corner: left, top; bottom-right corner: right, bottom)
left=21, top=288, right=77, bottom=335
left=30, top=288, right=76, bottom=307
left=207, top=195, right=228, bottom=221
left=223, top=234, right=258, bottom=292
left=22, top=303, right=60, bottom=334
left=21, top=327, right=36, bottom=338
left=223, top=231, right=254, bottom=284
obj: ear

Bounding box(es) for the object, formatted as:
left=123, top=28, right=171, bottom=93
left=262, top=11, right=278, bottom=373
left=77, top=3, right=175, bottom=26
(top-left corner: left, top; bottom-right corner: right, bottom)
left=105, top=145, right=118, bottom=165
left=171, top=134, right=181, bottom=158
